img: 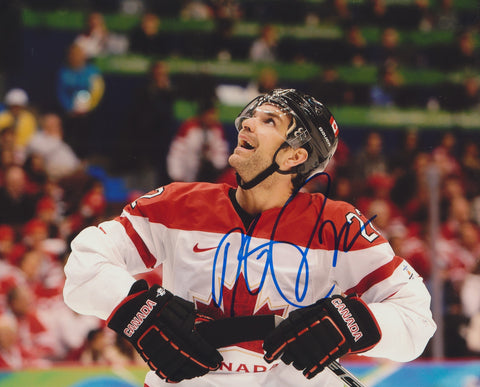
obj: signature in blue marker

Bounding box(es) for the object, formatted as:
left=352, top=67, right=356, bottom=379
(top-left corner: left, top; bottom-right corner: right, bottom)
left=211, top=172, right=378, bottom=310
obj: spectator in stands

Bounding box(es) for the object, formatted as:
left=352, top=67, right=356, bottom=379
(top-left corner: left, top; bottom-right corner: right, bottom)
left=0, top=225, right=24, bottom=313
left=370, top=62, right=404, bottom=107
left=79, top=328, right=125, bottom=366
left=0, top=88, right=38, bottom=160
left=25, top=205, right=65, bottom=258
left=250, top=66, right=280, bottom=95
left=330, top=174, right=355, bottom=203
left=26, top=113, right=82, bottom=181
left=343, top=23, right=367, bottom=67
left=35, top=297, right=101, bottom=362
left=216, top=67, right=280, bottom=107
left=389, top=128, right=421, bottom=177
left=57, top=44, right=105, bottom=115
left=461, top=258, right=480, bottom=322
left=77, top=183, right=107, bottom=224
left=441, top=195, right=472, bottom=240
left=432, top=131, right=461, bottom=177
left=112, top=334, right=144, bottom=365
left=306, top=0, right=350, bottom=24
left=0, top=165, right=40, bottom=228
left=458, top=221, right=480, bottom=261
left=128, top=12, right=165, bottom=56
left=369, top=27, right=406, bottom=67
left=212, top=0, right=243, bottom=22
left=363, top=197, right=392, bottom=235
left=439, top=220, right=478, bottom=297
left=180, top=0, right=215, bottom=20
left=6, top=285, right=55, bottom=364
left=363, top=0, right=428, bottom=28
left=452, top=30, right=479, bottom=71
left=431, top=29, right=479, bottom=71
left=331, top=0, right=352, bottom=23
left=439, top=76, right=480, bottom=111
left=356, top=173, right=401, bottom=222
left=57, top=43, right=105, bottom=157
left=0, top=313, right=23, bottom=369
left=440, top=221, right=477, bottom=358
left=22, top=154, right=48, bottom=196
left=167, top=100, right=229, bottom=182
left=122, top=60, right=176, bottom=187
left=361, top=0, right=388, bottom=26
left=352, top=131, right=388, bottom=189
left=416, top=0, right=434, bottom=31
left=31, top=197, right=60, bottom=245
left=389, top=129, right=425, bottom=209
left=441, top=174, right=465, bottom=204
left=74, top=12, right=110, bottom=59
left=461, top=141, right=480, bottom=198
left=249, top=24, right=278, bottom=62
left=74, top=11, right=128, bottom=59
left=459, top=76, right=480, bottom=110
left=211, top=0, right=243, bottom=60
left=401, top=152, right=432, bottom=223
left=436, top=195, right=478, bottom=341
left=387, top=220, right=431, bottom=280
left=53, top=169, right=99, bottom=222
left=17, top=244, right=65, bottom=300
left=60, top=181, right=108, bottom=242
left=461, top=260, right=480, bottom=354
left=0, top=112, right=24, bottom=166
left=309, top=67, right=354, bottom=106
left=0, top=225, right=17, bottom=264
left=433, top=0, right=459, bottom=31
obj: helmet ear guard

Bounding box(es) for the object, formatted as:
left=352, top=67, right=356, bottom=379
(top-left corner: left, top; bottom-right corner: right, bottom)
left=279, top=90, right=339, bottom=174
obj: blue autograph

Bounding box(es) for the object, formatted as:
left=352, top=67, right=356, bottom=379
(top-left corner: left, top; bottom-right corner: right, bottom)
left=211, top=172, right=377, bottom=309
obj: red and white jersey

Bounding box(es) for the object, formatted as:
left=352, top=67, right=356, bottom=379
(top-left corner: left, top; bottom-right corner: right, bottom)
left=64, top=182, right=436, bottom=386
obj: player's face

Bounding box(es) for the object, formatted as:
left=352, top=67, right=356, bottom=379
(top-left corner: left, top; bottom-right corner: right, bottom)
left=229, top=103, right=291, bottom=180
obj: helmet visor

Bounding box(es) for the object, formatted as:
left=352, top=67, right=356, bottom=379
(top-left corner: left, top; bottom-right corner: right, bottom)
left=234, top=96, right=312, bottom=149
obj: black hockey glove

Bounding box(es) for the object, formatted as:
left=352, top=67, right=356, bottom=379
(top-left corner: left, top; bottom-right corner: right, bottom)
left=107, top=280, right=223, bottom=383
left=263, top=295, right=381, bottom=379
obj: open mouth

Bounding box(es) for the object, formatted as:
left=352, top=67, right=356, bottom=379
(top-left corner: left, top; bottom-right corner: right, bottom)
left=240, top=139, right=255, bottom=150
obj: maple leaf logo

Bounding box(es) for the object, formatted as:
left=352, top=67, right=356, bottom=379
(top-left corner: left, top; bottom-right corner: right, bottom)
left=193, top=272, right=287, bottom=353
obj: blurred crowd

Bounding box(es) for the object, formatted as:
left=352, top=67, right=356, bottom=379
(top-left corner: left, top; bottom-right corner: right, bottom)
left=0, top=0, right=479, bottom=372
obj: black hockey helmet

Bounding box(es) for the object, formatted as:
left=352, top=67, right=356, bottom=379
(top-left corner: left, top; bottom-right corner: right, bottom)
left=235, top=89, right=339, bottom=185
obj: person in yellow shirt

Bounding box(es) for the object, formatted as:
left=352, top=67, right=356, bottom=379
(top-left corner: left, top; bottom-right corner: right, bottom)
left=0, top=88, right=38, bottom=150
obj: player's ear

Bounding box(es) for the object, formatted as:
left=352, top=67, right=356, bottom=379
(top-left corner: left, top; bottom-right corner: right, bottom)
left=283, top=147, right=308, bottom=169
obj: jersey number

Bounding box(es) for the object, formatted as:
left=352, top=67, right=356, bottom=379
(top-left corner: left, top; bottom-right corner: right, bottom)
left=130, top=187, right=164, bottom=209
left=345, top=210, right=379, bottom=243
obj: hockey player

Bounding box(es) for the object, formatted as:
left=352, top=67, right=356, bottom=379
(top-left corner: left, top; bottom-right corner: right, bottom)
left=63, top=89, right=436, bottom=386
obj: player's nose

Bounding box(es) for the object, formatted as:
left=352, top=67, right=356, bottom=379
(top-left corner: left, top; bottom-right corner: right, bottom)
left=239, top=117, right=256, bottom=133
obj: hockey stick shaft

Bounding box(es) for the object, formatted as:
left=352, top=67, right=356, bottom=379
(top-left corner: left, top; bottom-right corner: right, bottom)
left=327, top=360, right=365, bottom=387
left=197, top=315, right=366, bottom=387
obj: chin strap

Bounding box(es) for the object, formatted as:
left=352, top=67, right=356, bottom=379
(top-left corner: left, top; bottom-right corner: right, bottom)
left=236, top=145, right=297, bottom=190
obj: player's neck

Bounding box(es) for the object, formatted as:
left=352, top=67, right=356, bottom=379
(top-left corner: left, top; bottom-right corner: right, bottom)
left=235, top=177, right=294, bottom=214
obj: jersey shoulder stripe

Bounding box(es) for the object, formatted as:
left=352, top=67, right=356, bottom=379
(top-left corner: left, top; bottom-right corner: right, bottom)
left=345, top=255, right=403, bottom=297
left=116, top=216, right=157, bottom=268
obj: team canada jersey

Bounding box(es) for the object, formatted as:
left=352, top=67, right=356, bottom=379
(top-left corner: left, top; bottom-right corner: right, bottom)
left=64, top=182, right=436, bottom=386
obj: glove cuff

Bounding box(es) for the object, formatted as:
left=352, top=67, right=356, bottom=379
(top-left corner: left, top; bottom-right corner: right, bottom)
left=128, top=279, right=149, bottom=295
left=324, top=295, right=382, bottom=354
left=106, top=279, right=149, bottom=326
left=107, top=282, right=172, bottom=338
